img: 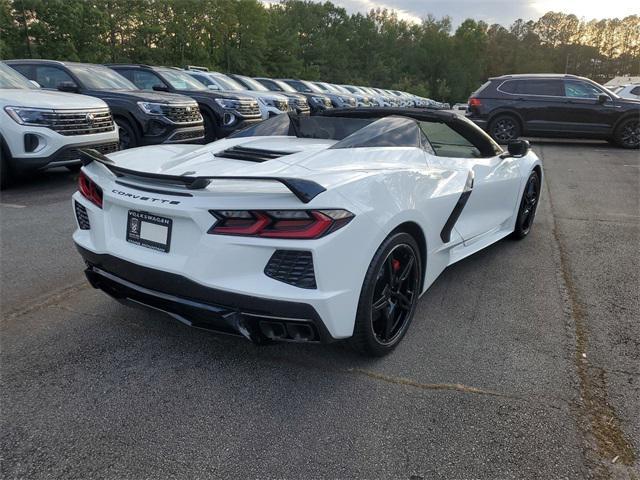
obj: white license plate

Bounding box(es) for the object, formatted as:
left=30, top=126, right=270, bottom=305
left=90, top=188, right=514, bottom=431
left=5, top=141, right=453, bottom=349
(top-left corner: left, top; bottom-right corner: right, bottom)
left=126, top=210, right=172, bottom=252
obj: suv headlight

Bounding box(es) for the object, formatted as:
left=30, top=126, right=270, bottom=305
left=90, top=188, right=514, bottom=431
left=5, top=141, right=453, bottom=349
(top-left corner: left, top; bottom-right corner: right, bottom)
left=215, top=98, right=240, bottom=109
left=311, top=96, right=325, bottom=104
left=137, top=102, right=166, bottom=115
left=4, top=106, right=54, bottom=126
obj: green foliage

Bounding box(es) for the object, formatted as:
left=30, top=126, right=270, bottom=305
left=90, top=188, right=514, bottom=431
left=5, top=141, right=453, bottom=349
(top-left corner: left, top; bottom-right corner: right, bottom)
left=1, top=0, right=638, bottom=102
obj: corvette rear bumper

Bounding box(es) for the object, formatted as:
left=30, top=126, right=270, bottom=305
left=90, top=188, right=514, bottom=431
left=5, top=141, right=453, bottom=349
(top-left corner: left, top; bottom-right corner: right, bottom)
left=77, top=245, right=334, bottom=343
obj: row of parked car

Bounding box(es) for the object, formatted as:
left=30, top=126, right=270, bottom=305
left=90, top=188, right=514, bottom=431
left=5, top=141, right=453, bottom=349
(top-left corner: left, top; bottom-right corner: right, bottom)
left=0, top=59, right=445, bottom=189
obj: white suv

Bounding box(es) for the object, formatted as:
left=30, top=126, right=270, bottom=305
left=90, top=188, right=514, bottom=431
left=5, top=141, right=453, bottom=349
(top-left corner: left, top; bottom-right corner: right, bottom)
left=610, top=84, right=640, bottom=100
left=0, top=62, right=119, bottom=189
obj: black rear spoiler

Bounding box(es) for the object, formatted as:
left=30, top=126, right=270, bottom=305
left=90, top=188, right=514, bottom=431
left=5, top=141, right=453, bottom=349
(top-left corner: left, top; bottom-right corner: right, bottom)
left=79, top=149, right=326, bottom=204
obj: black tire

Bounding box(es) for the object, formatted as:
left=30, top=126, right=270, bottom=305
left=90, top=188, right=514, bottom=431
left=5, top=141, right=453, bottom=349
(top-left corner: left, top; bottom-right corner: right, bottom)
left=202, top=111, right=219, bottom=143
left=613, top=117, right=640, bottom=149
left=489, top=114, right=521, bottom=144
left=349, top=232, right=422, bottom=357
left=115, top=117, right=138, bottom=150
left=512, top=171, right=540, bottom=239
left=0, top=138, right=12, bottom=190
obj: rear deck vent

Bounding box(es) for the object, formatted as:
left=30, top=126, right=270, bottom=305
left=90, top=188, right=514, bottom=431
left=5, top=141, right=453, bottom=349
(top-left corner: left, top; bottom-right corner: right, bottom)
left=215, top=145, right=298, bottom=162
left=264, top=250, right=316, bottom=289
left=75, top=201, right=91, bottom=230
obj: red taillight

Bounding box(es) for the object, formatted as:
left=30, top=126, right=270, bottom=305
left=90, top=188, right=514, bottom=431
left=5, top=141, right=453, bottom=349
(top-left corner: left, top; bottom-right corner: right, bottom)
left=468, top=97, right=481, bottom=108
left=78, top=171, right=103, bottom=208
left=209, top=209, right=353, bottom=239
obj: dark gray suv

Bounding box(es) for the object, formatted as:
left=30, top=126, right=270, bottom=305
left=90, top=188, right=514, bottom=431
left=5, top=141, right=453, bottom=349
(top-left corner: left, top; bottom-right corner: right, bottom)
left=466, top=74, right=640, bottom=149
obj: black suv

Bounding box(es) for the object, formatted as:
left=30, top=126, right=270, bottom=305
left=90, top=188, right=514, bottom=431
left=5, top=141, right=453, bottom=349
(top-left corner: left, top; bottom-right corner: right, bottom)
left=107, top=65, right=262, bottom=141
left=5, top=60, right=205, bottom=149
left=466, top=74, right=640, bottom=149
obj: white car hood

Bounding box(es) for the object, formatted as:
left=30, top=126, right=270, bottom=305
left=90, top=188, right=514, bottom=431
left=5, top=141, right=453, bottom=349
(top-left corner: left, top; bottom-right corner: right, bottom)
left=0, top=89, right=108, bottom=109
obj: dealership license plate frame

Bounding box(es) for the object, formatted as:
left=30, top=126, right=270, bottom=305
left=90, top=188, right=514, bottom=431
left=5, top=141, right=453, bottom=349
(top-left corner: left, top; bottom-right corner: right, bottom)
left=126, top=210, right=173, bottom=253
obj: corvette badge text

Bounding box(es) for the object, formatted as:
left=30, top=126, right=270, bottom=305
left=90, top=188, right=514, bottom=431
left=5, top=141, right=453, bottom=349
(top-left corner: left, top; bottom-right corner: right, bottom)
left=112, top=189, right=180, bottom=205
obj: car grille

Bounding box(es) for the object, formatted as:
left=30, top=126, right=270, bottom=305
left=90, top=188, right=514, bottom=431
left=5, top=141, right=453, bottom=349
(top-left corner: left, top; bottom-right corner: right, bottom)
left=45, top=108, right=115, bottom=136
left=59, top=141, right=119, bottom=161
left=166, top=128, right=205, bottom=142
left=295, top=98, right=310, bottom=111
left=235, top=100, right=261, bottom=118
left=264, top=250, right=316, bottom=289
left=275, top=100, right=290, bottom=112
left=160, top=104, right=202, bottom=124
left=74, top=201, right=91, bottom=230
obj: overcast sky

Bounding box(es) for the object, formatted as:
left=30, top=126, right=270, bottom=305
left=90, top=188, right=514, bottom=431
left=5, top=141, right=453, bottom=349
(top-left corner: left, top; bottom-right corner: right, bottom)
left=265, top=0, right=639, bottom=27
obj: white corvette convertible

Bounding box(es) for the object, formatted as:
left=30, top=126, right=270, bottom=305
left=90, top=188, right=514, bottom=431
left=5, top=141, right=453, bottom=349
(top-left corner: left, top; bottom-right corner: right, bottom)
left=73, top=108, right=542, bottom=356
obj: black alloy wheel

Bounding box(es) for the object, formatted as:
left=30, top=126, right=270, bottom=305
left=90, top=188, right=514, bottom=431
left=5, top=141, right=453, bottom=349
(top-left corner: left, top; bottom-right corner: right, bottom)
left=615, top=118, right=640, bottom=149
left=512, top=171, right=540, bottom=239
left=490, top=115, right=521, bottom=143
left=371, top=244, right=419, bottom=345
left=350, top=232, right=421, bottom=356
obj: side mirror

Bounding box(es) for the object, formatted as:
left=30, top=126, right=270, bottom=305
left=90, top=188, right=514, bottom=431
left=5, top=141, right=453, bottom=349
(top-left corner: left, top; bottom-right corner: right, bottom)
left=57, top=82, right=79, bottom=93
left=597, top=93, right=609, bottom=104
left=30, top=80, right=41, bottom=88
left=152, top=84, right=169, bottom=92
left=207, top=84, right=220, bottom=91
left=506, top=139, right=530, bottom=158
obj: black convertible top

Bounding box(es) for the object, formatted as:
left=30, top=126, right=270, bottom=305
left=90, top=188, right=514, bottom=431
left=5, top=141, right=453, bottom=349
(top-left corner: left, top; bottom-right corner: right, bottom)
left=232, top=108, right=502, bottom=157
left=321, top=108, right=502, bottom=156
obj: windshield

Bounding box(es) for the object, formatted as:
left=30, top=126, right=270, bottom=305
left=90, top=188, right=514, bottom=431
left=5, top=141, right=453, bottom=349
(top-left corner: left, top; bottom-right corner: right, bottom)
left=283, top=79, right=312, bottom=93
left=212, top=73, right=245, bottom=91
left=273, top=79, right=297, bottom=93
left=333, top=85, right=351, bottom=94
left=234, top=75, right=268, bottom=91
left=313, top=82, right=331, bottom=92
left=302, top=81, right=324, bottom=93
left=67, top=64, right=136, bottom=90
left=0, top=63, right=36, bottom=89
left=157, top=69, right=207, bottom=91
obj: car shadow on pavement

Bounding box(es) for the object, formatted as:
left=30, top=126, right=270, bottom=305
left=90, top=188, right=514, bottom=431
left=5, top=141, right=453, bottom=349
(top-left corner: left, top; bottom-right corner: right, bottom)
left=1, top=167, right=78, bottom=200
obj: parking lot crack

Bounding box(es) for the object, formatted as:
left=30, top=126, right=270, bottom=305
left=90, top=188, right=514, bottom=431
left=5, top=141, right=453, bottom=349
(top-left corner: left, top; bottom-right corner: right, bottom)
left=2, top=281, right=89, bottom=321
left=349, top=367, right=517, bottom=399
left=543, top=152, right=637, bottom=477
left=345, top=368, right=575, bottom=412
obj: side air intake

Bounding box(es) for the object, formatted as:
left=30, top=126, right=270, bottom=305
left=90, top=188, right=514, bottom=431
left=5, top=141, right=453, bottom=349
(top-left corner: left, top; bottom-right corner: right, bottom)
left=74, top=201, right=91, bottom=230
left=264, top=250, right=316, bottom=289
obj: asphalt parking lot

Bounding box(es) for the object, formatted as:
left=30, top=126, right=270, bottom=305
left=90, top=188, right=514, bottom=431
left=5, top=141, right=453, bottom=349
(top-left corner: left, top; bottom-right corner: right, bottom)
left=1, top=141, right=638, bottom=480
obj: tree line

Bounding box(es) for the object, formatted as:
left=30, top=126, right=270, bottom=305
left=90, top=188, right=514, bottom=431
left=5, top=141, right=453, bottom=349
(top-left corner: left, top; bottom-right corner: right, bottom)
left=1, top=0, right=639, bottom=102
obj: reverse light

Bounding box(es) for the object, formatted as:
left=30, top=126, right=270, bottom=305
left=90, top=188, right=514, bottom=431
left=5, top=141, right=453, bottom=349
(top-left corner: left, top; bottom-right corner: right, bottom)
left=78, top=171, right=103, bottom=208
left=208, top=209, right=354, bottom=239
